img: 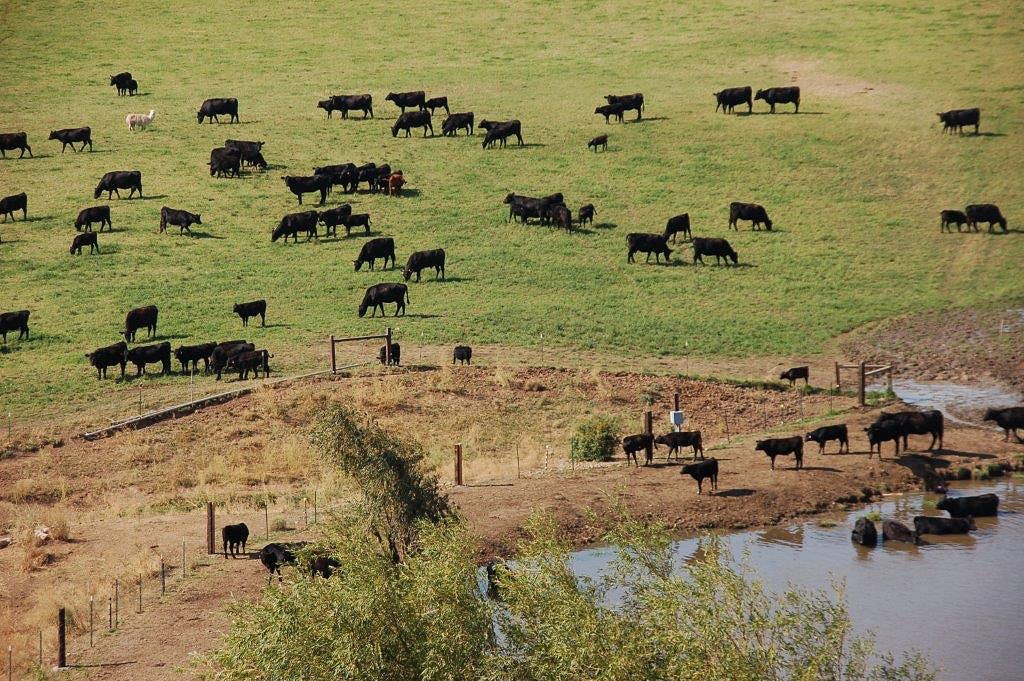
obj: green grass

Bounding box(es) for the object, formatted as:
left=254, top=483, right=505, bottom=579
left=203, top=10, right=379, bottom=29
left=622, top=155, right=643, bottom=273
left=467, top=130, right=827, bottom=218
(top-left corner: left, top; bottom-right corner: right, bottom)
left=1, top=0, right=1021, bottom=416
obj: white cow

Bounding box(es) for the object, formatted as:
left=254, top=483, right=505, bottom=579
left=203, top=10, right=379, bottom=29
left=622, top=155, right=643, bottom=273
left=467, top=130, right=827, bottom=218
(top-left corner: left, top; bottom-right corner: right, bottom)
left=126, top=110, right=156, bottom=131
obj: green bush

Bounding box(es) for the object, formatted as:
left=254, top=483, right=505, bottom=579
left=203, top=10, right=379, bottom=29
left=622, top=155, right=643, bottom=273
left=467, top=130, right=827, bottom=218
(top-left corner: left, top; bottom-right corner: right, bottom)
left=570, top=415, right=620, bottom=462
left=972, top=467, right=990, bottom=481
left=984, top=463, right=1005, bottom=477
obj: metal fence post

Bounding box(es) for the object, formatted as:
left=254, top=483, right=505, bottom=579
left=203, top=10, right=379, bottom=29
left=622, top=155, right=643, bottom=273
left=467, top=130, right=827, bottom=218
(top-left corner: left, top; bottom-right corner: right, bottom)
left=643, top=411, right=653, bottom=463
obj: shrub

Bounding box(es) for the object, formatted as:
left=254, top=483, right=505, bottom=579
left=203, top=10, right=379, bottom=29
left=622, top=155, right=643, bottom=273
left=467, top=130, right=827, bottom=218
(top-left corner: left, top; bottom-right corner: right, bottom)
left=865, top=510, right=882, bottom=522
left=951, top=466, right=971, bottom=480
left=569, top=415, right=620, bottom=462
left=972, top=467, right=990, bottom=480
left=984, top=463, right=1005, bottom=477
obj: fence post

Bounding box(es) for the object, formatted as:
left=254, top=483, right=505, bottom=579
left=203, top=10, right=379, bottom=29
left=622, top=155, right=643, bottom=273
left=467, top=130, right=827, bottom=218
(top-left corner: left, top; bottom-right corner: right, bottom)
left=385, top=327, right=393, bottom=364
left=834, top=362, right=841, bottom=392
left=108, top=598, right=112, bottom=631
left=329, top=335, right=337, bottom=374
left=858, top=361, right=866, bottom=407
left=264, top=502, right=270, bottom=540
left=89, top=596, right=94, bottom=647
left=206, top=502, right=215, bottom=554
left=57, top=607, right=67, bottom=669
left=114, top=579, right=119, bottom=628
left=454, top=443, right=463, bottom=486
left=137, top=576, right=142, bottom=614
left=516, top=443, right=521, bottom=480
left=7, top=644, right=11, bottom=681
left=160, top=560, right=166, bottom=595
left=182, top=541, right=187, bottom=578
left=644, top=411, right=653, bottom=463
left=313, top=490, right=317, bottom=524
left=886, top=365, right=894, bottom=393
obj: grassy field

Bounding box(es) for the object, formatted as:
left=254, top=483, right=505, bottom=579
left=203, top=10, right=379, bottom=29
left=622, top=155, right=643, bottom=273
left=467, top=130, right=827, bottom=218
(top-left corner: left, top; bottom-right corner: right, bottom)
left=0, top=0, right=1021, bottom=417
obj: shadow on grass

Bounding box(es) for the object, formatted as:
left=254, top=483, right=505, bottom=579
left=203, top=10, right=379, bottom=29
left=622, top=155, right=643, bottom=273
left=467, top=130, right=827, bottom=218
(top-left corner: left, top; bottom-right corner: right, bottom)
left=133, top=194, right=169, bottom=201
left=401, top=313, right=441, bottom=319
left=16, top=216, right=49, bottom=223
left=625, top=116, right=670, bottom=123
left=186, top=231, right=225, bottom=239
left=591, top=222, right=617, bottom=230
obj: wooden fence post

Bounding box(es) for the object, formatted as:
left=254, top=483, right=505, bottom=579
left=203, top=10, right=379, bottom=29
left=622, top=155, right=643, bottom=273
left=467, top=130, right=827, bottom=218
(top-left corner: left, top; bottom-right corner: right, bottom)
left=886, top=365, right=894, bottom=393
left=89, top=596, right=94, bottom=647
left=454, top=444, right=463, bottom=486
left=57, top=608, right=67, bottom=669
left=834, top=361, right=841, bottom=392
left=206, top=502, right=215, bottom=554
left=137, top=576, right=142, bottom=614
left=858, top=361, right=866, bottom=407
left=329, top=335, right=337, bottom=374
left=644, top=411, right=653, bottom=463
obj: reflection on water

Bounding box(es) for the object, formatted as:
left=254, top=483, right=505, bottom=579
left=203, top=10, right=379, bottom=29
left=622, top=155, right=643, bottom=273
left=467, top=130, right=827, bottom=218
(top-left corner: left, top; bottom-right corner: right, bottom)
left=570, top=480, right=1024, bottom=680
left=879, top=379, right=1022, bottom=427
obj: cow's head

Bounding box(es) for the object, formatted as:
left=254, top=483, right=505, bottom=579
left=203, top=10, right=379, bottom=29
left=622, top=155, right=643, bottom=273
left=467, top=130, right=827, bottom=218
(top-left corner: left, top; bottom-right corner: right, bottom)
left=754, top=89, right=767, bottom=101
left=353, top=259, right=364, bottom=272
left=727, top=250, right=738, bottom=264
left=48, top=130, right=59, bottom=140
left=109, top=75, right=117, bottom=85
left=270, top=226, right=282, bottom=243
left=196, top=110, right=205, bottom=124
left=357, top=303, right=368, bottom=318
left=391, top=123, right=400, bottom=137
left=503, top=193, right=516, bottom=204
left=754, top=440, right=767, bottom=452
left=402, top=268, right=413, bottom=282
left=385, top=93, right=397, bottom=102
left=317, top=99, right=330, bottom=110
left=93, top=184, right=103, bottom=199
left=982, top=409, right=997, bottom=422
left=193, top=214, right=202, bottom=225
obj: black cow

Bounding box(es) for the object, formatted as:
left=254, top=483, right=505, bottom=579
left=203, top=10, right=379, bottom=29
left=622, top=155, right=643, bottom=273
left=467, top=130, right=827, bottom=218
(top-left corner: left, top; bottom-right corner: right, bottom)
left=235, top=349, right=272, bottom=379
left=48, top=127, right=92, bottom=153
left=442, top=112, right=474, bottom=136
left=913, top=515, right=974, bottom=535
left=358, top=283, right=408, bottom=318
left=480, top=120, right=523, bottom=148
left=309, top=555, right=341, bottom=579
left=259, top=541, right=308, bottom=583
left=755, top=86, right=800, bottom=113
left=692, top=237, right=738, bottom=265
left=403, top=249, right=446, bottom=282
left=937, top=493, right=999, bottom=518
left=209, top=147, right=242, bottom=178
left=222, top=523, right=249, bottom=557
left=851, top=517, right=877, bottom=547
left=680, top=458, right=718, bottom=494
left=940, top=209, right=969, bottom=233
left=664, top=213, right=691, bottom=242
left=392, top=111, right=433, bottom=137
left=453, top=345, right=472, bottom=365
left=605, top=93, right=643, bottom=120
left=655, top=431, right=704, bottom=461
left=877, top=410, right=944, bottom=450
left=94, top=171, right=142, bottom=199
left=339, top=213, right=371, bottom=237
left=425, top=96, right=450, bottom=115
left=378, top=343, right=401, bottom=366
left=0, top=132, right=32, bottom=158
left=126, top=341, right=171, bottom=376
left=318, top=94, right=373, bottom=119
left=626, top=233, right=672, bottom=263
left=385, top=91, right=426, bottom=113
left=0, top=193, right=27, bottom=222
left=578, top=204, right=595, bottom=226
left=86, top=341, right=127, bottom=379
left=983, top=407, right=1024, bottom=441
left=882, top=519, right=920, bottom=545
left=587, top=134, right=608, bottom=151
left=503, top=192, right=563, bottom=223
left=780, top=366, right=809, bottom=385
left=594, top=103, right=626, bottom=124
left=224, top=139, right=267, bottom=170
left=755, top=436, right=803, bottom=470
left=354, top=163, right=388, bottom=193
left=714, top=86, right=752, bottom=113
left=282, top=175, right=331, bottom=206
left=864, top=420, right=902, bottom=459
left=197, top=98, right=239, bottom=124
left=272, top=211, right=319, bottom=243
left=160, top=206, right=201, bottom=234
left=314, top=164, right=359, bottom=193
left=0, top=310, right=30, bottom=343
left=234, top=300, right=266, bottom=327
left=174, top=342, right=217, bottom=374
left=211, top=341, right=253, bottom=380
left=805, top=424, right=848, bottom=454
left=965, top=204, right=1007, bottom=233
left=123, top=305, right=158, bottom=342
left=354, top=238, right=396, bottom=271
left=622, top=433, right=653, bottom=467
left=937, top=108, right=980, bottom=134
left=109, top=72, right=133, bottom=96
left=729, top=202, right=772, bottom=231
left=70, top=231, right=99, bottom=254
left=316, top=204, right=352, bottom=237
left=75, top=206, right=111, bottom=232
left=124, top=78, right=138, bottom=96
left=548, top=204, right=573, bottom=231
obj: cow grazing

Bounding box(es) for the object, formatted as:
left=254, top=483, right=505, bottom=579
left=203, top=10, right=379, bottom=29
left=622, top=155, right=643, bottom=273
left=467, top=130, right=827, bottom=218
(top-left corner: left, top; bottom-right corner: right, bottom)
left=259, top=541, right=308, bottom=583
left=982, top=407, right=1024, bottom=441
left=442, top=112, right=474, bottom=136
left=354, top=238, right=396, bottom=271
left=626, top=233, right=672, bottom=264
left=0, top=193, right=27, bottom=222
left=940, top=209, right=969, bottom=233
left=123, top=305, right=158, bottom=342
left=174, top=342, right=217, bottom=374
left=882, top=519, right=920, bottom=545
left=94, top=171, right=142, bottom=199
left=578, top=204, right=595, bottom=226
left=0, top=310, right=30, bottom=343
left=937, top=108, right=980, bottom=134
left=387, top=171, right=406, bottom=197
left=209, top=146, right=242, bottom=178
left=605, top=93, right=644, bottom=119
left=587, top=134, right=608, bottom=152
left=851, top=517, right=877, bottom=547
left=714, top=86, right=752, bottom=113
left=594, top=103, right=626, bottom=124
left=222, top=523, right=249, bottom=557
left=272, top=210, right=319, bottom=243
left=503, top=192, right=563, bottom=223
left=197, top=98, right=239, bottom=124
left=318, top=94, right=373, bottom=119
left=755, top=436, right=803, bottom=470
left=109, top=72, right=133, bottom=96
left=49, top=127, right=92, bottom=153
left=211, top=341, right=253, bottom=380
left=680, top=458, right=718, bottom=494
left=234, top=300, right=266, bottom=327
left=965, top=204, right=1007, bottom=233
left=655, top=431, right=704, bottom=461
left=913, top=515, right=974, bottom=536
left=864, top=420, right=901, bottom=459
left=125, top=110, right=156, bottom=131
left=70, top=231, right=99, bottom=254
left=126, top=341, right=171, bottom=376
left=75, top=206, right=111, bottom=232
left=425, top=96, right=450, bottom=115
left=309, top=555, right=341, bottom=579
left=339, top=213, right=372, bottom=237
left=729, top=202, right=772, bottom=231
left=86, top=341, right=127, bottom=379
left=160, top=207, right=201, bottom=235
left=392, top=111, right=433, bottom=137
left=314, top=164, right=358, bottom=192
left=282, top=175, right=331, bottom=206
left=805, top=424, right=848, bottom=455
left=358, top=283, right=408, bottom=318
left=235, top=349, right=272, bottom=379
left=0, top=132, right=32, bottom=158
left=779, top=366, right=809, bottom=385
left=622, top=433, right=653, bottom=467
left=453, top=345, right=472, bottom=365
left=316, top=204, right=352, bottom=237
left=385, top=91, right=426, bottom=113
left=378, top=343, right=401, bottom=366
left=937, top=493, right=999, bottom=518
left=755, top=86, right=800, bottom=113
left=548, top=204, right=573, bottom=231
left=664, top=214, right=691, bottom=242
left=480, top=120, right=523, bottom=148
left=876, top=410, right=944, bottom=450
left=225, top=139, right=268, bottom=170
left=403, top=249, right=446, bottom=282
left=692, top=237, right=738, bottom=265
